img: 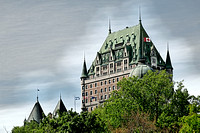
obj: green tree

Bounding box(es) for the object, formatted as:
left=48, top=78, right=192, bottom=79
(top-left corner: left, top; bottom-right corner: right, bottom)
left=179, top=104, right=200, bottom=133
left=94, top=70, right=174, bottom=131
left=157, top=81, right=191, bottom=132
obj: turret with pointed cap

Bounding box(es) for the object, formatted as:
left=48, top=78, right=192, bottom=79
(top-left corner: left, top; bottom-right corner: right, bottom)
left=166, top=44, right=173, bottom=74
left=53, top=94, right=67, bottom=117
left=27, top=100, right=45, bottom=123
left=81, top=57, right=88, bottom=79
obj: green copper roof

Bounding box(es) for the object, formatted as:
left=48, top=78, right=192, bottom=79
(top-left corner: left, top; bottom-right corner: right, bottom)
left=129, top=64, right=153, bottom=78
left=81, top=59, right=88, bottom=78
left=166, top=50, right=173, bottom=69
left=87, top=21, right=166, bottom=75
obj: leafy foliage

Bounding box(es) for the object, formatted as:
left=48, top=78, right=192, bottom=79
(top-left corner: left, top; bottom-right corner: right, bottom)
left=12, top=109, right=107, bottom=133
left=13, top=70, right=200, bottom=132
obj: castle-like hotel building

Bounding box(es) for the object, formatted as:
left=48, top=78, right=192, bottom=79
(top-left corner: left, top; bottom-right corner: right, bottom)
left=81, top=19, right=173, bottom=112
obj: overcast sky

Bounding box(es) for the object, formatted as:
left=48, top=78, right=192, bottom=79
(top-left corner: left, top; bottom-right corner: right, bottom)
left=0, top=0, right=200, bottom=132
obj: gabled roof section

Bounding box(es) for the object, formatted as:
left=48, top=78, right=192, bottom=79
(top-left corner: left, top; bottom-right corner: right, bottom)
left=53, top=98, right=67, bottom=117
left=81, top=59, right=88, bottom=79
left=87, top=21, right=166, bottom=75
left=27, top=101, right=45, bottom=123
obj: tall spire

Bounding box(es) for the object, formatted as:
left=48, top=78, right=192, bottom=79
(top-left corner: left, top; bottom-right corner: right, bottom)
left=109, top=18, right=111, bottom=34
left=166, top=43, right=173, bottom=69
left=139, top=6, right=142, bottom=24
left=138, top=7, right=145, bottom=64
left=81, top=55, right=88, bottom=79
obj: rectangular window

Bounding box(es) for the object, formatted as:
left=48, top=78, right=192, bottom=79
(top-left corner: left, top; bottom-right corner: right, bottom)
left=103, top=65, right=107, bottom=70
left=101, top=89, right=103, bottom=93
left=101, top=82, right=103, bottom=86
left=113, top=78, right=115, bottom=83
left=117, top=62, right=121, bottom=66
left=103, top=72, right=107, bottom=75
left=109, top=80, right=111, bottom=84
left=124, top=59, right=127, bottom=64
left=86, top=92, right=88, bottom=96
left=105, top=95, right=107, bottom=99
left=95, top=90, right=97, bottom=94
left=90, top=84, right=92, bottom=88
left=105, top=88, right=107, bottom=92
left=110, top=63, right=113, bottom=68
left=95, top=83, right=97, bottom=87
left=86, top=99, right=88, bottom=103
left=96, top=67, right=99, bottom=71
left=109, top=87, right=111, bottom=91
left=105, top=80, right=107, bottom=85
left=91, top=107, right=93, bottom=111
left=90, top=91, right=92, bottom=95
left=117, top=77, right=119, bottom=82
left=117, top=68, right=121, bottom=72
left=113, top=86, right=115, bottom=90
left=101, top=96, right=103, bottom=100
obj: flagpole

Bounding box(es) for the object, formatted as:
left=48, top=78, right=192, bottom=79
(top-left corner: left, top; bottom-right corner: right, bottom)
left=74, top=96, right=76, bottom=112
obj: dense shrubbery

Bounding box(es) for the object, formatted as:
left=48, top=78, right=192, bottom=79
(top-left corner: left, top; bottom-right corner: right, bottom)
left=12, top=70, right=200, bottom=132
left=12, top=110, right=107, bottom=133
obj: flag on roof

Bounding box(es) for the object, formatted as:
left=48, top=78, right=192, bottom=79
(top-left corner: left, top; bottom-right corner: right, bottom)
left=91, top=96, right=96, bottom=99
left=144, top=37, right=151, bottom=42
left=75, top=97, right=80, bottom=100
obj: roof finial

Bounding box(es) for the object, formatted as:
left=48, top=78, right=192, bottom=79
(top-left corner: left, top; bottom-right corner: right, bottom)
left=139, top=6, right=142, bottom=23
left=167, top=42, right=169, bottom=51
left=109, top=18, right=111, bottom=34
left=37, top=89, right=39, bottom=102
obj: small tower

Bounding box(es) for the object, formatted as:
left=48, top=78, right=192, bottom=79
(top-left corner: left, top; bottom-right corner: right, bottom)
left=165, top=44, right=173, bottom=75
left=27, top=97, right=45, bottom=123
left=53, top=94, right=67, bottom=117
left=80, top=57, right=88, bottom=112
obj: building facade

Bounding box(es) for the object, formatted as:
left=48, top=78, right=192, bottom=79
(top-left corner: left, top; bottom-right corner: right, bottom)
left=81, top=19, right=173, bottom=112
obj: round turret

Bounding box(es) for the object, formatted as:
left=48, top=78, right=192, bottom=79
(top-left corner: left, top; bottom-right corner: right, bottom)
left=129, top=64, right=153, bottom=78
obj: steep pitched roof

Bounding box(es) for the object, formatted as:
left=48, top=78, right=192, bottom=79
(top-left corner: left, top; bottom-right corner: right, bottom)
left=27, top=101, right=45, bottom=123
left=166, top=49, right=173, bottom=69
left=53, top=98, right=67, bottom=117
left=87, top=21, right=166, bottom=75
left=80, top=59, right=88, bottom=78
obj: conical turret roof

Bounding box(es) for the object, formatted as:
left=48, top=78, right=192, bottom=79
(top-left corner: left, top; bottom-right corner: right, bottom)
left=27, top=100, right=45, bottom=123
left=81, top=59, right=88, bottom=78
left=166, top=49, right=173, bottom=69
left=53, top=98, right=67, bottom=117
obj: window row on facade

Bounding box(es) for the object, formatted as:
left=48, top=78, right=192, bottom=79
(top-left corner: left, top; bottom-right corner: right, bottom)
left=95, top=59, right=129, bottom=77
left=85, top=78, right=120, bottom=89
left=84, top=94, right=111, bottom=104
left=84, top=86, right=116, bottom=96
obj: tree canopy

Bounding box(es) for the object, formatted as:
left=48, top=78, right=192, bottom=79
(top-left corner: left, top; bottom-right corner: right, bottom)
left=13, top=70, right=200, bottom=132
